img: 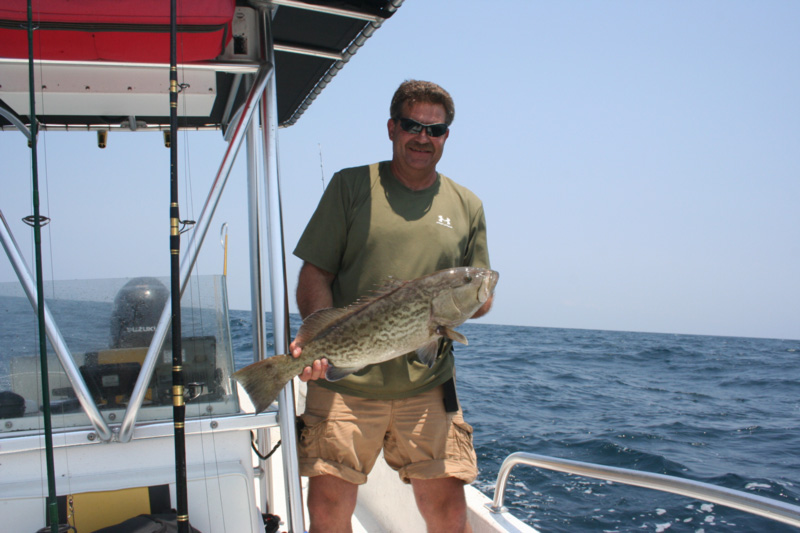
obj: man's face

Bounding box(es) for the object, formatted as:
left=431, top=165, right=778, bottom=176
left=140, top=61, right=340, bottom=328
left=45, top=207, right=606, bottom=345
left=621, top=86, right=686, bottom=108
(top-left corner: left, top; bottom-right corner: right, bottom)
left=387, top=101, right=449, bottom=180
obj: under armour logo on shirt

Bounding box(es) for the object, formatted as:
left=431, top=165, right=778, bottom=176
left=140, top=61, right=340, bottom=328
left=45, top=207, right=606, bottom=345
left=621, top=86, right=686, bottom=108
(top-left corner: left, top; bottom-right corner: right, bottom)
left=436, top=215, right=453, bottom=229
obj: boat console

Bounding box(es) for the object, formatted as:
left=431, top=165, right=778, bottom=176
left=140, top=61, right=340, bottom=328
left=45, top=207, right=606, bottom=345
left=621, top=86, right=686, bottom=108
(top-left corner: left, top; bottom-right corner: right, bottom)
left=0, top=274, right=240, bottom=433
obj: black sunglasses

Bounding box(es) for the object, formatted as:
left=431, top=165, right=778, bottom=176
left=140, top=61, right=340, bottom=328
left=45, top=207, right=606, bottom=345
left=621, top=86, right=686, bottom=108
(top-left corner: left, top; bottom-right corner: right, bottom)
left=397, top=117, right=449, bottom=137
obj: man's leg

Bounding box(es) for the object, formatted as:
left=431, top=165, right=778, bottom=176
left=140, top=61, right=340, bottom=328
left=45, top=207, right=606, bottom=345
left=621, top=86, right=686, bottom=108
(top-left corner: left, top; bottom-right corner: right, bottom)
left=299, top=382, right=390, bottom=531
left=307, top=474, right=359, bottom=533
left=411, top=477, right=473, bottom=533
left=384, top=386, right=478, bottom=532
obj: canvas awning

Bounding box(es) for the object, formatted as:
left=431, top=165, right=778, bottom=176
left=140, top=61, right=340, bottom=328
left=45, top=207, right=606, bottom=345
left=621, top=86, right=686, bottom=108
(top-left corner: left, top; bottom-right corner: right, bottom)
left=0, top=0, right=400, bottom=130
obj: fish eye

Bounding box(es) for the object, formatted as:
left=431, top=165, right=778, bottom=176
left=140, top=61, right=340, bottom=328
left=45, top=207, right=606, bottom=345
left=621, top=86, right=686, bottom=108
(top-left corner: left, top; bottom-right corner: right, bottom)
left=464, top=275, right=472, bottom=283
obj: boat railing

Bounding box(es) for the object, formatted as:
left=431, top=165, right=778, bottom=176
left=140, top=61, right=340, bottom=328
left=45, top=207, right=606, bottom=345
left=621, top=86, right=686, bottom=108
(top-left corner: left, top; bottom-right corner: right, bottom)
left=0, top=409, right=279, bottom=455
left=487, top=451, right=800, bottom=529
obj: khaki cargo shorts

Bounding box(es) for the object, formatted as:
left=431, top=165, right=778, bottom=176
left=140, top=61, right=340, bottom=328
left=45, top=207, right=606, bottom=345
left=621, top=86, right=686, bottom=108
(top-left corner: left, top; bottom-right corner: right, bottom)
left=298, top=381, right=478, bottom=485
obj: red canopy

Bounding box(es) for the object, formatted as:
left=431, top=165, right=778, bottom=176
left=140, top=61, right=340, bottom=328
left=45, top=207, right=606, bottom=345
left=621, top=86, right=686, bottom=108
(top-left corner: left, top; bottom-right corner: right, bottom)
left=0, top=1, right=399, bottom=128
left=0, top=0, right=235, bottom=62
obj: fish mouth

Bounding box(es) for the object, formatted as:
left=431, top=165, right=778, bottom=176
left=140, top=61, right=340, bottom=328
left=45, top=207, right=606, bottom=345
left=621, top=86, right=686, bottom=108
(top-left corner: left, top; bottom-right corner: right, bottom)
left=478, top=269, right=499, bottom=302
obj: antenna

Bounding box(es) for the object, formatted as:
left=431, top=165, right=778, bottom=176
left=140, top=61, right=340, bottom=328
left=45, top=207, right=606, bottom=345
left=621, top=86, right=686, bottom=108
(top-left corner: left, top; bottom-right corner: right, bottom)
left=318, top=143, right=325, bottom=192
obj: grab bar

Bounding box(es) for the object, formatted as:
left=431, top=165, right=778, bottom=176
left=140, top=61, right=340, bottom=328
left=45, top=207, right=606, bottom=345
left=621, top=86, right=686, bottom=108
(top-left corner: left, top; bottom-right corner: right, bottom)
left=487, top=451, right=800, bottom=528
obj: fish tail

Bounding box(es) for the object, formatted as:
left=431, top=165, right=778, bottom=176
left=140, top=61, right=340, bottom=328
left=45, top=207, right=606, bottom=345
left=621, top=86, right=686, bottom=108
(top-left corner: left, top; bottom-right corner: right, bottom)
left=232, top=354, right=303, bottom=414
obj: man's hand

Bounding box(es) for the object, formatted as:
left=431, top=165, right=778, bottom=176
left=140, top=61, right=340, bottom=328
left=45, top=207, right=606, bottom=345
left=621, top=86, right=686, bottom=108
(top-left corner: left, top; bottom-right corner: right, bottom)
left=289, top=339, right=330, bottom=382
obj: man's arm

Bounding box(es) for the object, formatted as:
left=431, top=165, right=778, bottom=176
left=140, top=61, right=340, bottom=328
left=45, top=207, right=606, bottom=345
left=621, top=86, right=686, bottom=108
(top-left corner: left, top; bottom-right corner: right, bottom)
left=292, top=261, right=334, bottom=381
left=296, top=261, right=335, bottom=319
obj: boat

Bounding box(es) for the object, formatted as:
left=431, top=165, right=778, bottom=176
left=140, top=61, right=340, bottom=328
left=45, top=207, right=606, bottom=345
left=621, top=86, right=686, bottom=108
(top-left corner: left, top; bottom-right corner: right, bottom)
left=1, top=1, right=799, bottom=532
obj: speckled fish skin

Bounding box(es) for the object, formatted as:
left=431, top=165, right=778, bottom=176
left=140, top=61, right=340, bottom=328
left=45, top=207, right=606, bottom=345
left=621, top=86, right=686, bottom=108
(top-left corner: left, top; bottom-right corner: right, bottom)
left=233, top=267, right=499, bottom=413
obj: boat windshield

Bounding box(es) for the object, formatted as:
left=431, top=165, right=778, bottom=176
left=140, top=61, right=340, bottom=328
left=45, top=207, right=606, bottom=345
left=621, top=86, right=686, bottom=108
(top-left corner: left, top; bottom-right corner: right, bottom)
left=0, top=275, right=239, bottom=434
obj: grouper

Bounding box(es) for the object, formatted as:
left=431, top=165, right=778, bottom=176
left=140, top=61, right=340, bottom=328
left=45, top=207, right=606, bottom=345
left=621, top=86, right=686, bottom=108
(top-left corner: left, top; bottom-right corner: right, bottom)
left=232, top=266, right=499, bottom=413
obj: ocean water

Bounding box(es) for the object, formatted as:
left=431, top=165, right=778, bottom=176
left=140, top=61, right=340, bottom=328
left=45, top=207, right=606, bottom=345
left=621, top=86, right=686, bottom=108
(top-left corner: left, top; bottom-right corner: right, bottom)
left=230, top=313, right=800, bottom=533
left=456, top=324, right=800, bottom=532
left=2, top=292, right=798, bottom=532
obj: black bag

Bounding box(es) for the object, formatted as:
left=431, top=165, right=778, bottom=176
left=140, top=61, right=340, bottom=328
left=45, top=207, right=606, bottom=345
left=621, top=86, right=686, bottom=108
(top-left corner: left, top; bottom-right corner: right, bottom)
left=92, top=513, right=202, bottom=533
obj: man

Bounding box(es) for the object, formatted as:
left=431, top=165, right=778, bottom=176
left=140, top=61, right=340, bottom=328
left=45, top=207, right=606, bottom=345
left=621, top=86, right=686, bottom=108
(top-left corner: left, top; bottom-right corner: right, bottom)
left=290, top=80, right=493, bottom=533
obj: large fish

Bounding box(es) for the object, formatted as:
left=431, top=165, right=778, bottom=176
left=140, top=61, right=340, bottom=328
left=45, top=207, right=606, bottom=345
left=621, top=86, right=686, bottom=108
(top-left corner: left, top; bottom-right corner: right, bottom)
left=233, top=266, right=499, bottom=413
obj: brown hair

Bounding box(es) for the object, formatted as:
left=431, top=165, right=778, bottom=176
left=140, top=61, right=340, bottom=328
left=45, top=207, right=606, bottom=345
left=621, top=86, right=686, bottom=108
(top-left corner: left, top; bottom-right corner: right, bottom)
left=390, top=80, right=455, bottom=125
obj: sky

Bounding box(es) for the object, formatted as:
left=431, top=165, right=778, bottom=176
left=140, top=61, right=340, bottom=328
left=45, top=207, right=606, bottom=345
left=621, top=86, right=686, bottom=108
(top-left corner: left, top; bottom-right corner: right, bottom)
left=2, top=1, right=799, bottom=340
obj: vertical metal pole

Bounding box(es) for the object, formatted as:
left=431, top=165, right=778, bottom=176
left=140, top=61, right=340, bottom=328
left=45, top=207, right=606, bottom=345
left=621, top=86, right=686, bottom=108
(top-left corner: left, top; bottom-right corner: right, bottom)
left=245, top=111, right=274, bottom=511
left=168, top=0, right=189, bottom=530
left=259, top=8, right=305, bottom=532
left=246, top=116, right=266, bottom=373
left=26, top=2, right=59, bottom=531
left=118, top=65, right=272, bottom=443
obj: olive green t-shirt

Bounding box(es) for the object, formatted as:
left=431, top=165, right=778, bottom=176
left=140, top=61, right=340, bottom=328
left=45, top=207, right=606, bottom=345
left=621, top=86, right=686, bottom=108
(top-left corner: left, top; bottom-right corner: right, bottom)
left=293, top=161, right=490, bottom=399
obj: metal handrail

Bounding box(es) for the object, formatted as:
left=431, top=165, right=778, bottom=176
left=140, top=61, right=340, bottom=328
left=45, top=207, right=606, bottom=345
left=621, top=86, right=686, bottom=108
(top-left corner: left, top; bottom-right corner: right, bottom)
left=0, top=107, right=31, bottom=140
left=0, top=410, right=279, bottom=455
left=0, top=57, right=259, bottom=73
left=262, top=0, right=386, bottom=23
left=487, top=451, right=800, bottom=529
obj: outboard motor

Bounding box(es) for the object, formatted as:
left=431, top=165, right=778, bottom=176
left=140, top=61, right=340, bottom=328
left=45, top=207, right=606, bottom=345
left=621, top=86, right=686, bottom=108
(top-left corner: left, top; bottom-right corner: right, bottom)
left=110, top=277, right=169, bottom=348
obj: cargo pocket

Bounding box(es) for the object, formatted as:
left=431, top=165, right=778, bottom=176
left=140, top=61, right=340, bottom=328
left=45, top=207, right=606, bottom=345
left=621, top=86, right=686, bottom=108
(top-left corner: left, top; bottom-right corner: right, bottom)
left=447, top=415, right=478, bottom=482
left=446, top=417, right=475, bottom=460
left=298, top=413, right=327, bottom=459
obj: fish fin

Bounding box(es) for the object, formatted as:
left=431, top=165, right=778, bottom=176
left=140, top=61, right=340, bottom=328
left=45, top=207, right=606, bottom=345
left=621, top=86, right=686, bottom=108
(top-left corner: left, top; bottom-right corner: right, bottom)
left=416, top=340, right=440, bottom=368
left=296, top=307, right=351, bottom=345
left=371, top=276, right=407, bottom=294
left=325, top=364, right=362, bottom=382
left=232, top=354, right=304, bottom=414
left=436, top=326, right=469, bottom=346
left=347, top=277, right=408, bottom=307
left=297, top=277, right=410, bottom=345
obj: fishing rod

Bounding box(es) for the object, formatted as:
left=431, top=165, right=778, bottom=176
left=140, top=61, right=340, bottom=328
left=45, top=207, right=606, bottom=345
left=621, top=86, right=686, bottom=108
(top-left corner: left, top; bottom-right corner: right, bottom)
left=25, top=1, right=59, bottom=532
left=169, top=0, right=190, bottom=531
